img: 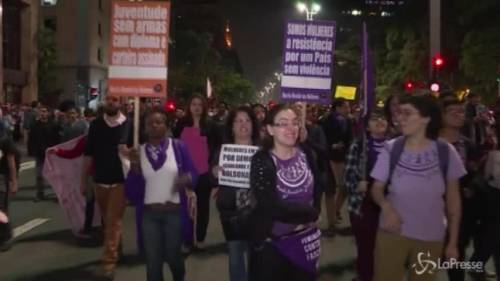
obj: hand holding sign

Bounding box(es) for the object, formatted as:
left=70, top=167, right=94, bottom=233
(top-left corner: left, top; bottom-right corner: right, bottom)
left=0, top=211, right=8, bottom=223
left=212, top=165, right=224, bottom=179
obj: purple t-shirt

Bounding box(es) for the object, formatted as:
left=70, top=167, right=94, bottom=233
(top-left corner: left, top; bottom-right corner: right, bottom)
left=271, top=150, right=315, bottom=237
left=370, top=140, right=466, bottom=241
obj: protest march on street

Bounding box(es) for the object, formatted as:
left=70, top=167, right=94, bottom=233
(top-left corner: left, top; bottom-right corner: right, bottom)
left=0, top=0, right=499, bottom=281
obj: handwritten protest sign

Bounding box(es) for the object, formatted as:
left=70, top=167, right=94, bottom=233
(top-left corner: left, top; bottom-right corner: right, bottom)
left=218, top=144, right=259, bottom=189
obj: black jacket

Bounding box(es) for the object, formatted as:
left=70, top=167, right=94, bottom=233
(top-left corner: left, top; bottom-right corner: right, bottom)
left=248, top=144, right=323, bottom=243
left=27, top=120, right=60, bottom=159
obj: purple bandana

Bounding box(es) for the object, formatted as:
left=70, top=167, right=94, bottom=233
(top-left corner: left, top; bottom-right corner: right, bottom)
left=145, top=138, right=169, bottom=171
left=272, top=227, right=321, bottom=274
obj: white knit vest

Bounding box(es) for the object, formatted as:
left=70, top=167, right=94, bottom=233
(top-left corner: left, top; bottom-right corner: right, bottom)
left=141, top=139, right=180, bottom=204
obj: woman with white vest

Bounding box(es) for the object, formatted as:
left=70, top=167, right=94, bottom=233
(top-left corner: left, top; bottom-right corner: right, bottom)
left=125, top=108, right=198, bottom=281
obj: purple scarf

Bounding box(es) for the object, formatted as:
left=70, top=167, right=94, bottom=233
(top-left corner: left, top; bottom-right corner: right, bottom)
left=145, top=139, right=168, bottom=171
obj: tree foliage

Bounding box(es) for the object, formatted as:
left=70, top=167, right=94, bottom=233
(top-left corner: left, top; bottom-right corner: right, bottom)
left=213, top=67, right=255, bottom=106
left=37, top=27, right=58, bottom=99
left=169, top=30, right=254, bottom=103
left=460, top=28, right=500, bottom=98
left=365, top=0, right=500, bottom=101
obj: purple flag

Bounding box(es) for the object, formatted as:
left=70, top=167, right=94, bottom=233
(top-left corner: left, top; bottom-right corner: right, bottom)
left=361, top=22, right=375, bottom=118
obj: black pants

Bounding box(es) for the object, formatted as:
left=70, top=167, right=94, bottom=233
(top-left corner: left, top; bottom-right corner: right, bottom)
left=248, top=242, right=315, bottom=281
left=469, top=187, right=500, bottom=280
left=83, top=189, right=96, bottom=232
left=195, top=173, right=212, bottom=243
left=448, top=194, right=482, bottom=281
left=35, top=157, right=45, bottom=198
left=0, top=176, right=12, bottom=243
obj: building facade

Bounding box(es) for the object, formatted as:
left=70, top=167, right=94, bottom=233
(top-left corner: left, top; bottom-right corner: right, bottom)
left=1, top=0, right=39, bottom=104
left=39, top=0, right=110, bottom=106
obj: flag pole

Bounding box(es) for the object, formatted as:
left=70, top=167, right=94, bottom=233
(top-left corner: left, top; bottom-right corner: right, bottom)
left=360, top=22, right=368, bottom=182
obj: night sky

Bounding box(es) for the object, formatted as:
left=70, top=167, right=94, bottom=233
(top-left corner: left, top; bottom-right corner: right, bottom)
left=219, top=0, right=361, bottom=90
left=219, top=0, right=292, bottom=89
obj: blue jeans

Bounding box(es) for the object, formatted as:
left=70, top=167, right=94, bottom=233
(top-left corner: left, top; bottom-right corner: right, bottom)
left=142, top=208, right=185, bottom=281
left=228, top=240, right=248, bottom=281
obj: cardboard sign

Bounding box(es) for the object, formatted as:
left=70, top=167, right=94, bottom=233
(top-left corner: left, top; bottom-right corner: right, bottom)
left=335, top=85, right=357, bottom=100
left=108, top=1, right=171, bottom=98
left=281, top=20, right=336, bottom=104
left=218, top=144, right=259, bottom=189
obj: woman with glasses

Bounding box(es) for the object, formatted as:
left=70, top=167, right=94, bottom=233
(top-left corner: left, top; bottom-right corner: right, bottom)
left=344, top=107, right=389, bottom=281
left=371, top=95, right=466, bottom=281
left=248, top=104, right=322, bottom=281
left=211, top=106, right=260, bottom=281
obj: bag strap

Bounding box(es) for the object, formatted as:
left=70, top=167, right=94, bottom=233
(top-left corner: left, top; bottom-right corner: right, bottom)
left=388, top=136, right=406, bottom=185
left=389, top=137, right=450, bottom=186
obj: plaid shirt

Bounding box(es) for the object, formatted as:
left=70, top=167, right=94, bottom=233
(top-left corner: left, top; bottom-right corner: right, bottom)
left=344, top=139, right=365, bottom=216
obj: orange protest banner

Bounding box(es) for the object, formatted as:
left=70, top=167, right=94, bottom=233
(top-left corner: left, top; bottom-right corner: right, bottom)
left=108, top=1, right=170, bottom=98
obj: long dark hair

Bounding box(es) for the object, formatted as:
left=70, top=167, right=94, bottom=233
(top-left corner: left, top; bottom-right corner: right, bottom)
left=224, top=106, right=260, bottom=145
left=183, top=94, right=209, bottom=127
left=399, top=95, right=442, bottom=140
left=261, top=104, right=300, bottom=152
left=384, top=93, right=400, bottom=126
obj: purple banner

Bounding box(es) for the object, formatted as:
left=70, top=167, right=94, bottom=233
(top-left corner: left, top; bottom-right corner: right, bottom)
left=281, top=20, right=336, bottom=104
left=272, top=228, right=321, bottom=274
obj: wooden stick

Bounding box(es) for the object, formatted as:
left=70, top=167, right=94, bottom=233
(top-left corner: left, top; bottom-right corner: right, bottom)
left=134, top=97, right=140, bottom=147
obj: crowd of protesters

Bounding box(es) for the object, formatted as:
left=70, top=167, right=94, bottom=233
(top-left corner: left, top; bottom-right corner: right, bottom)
left=0, top=90, right=498, bottom=281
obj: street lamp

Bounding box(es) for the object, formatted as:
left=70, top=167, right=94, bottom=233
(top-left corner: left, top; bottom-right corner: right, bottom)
left=296, top=1, right=321, bottom=21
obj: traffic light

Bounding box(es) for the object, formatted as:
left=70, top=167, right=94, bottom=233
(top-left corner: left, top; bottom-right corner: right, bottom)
left=430, top=82, right=440, bottom=92
left=164, top=100, right=176, bottom=112
left=430, top=55, right=444, bottom=91
left=404, top=81, right=414, bottom=91
left=433, top=56, right=444, bottom=68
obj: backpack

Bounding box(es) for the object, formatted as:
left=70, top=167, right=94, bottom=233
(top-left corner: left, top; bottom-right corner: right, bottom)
left=388, top=136, right=449, bottom=185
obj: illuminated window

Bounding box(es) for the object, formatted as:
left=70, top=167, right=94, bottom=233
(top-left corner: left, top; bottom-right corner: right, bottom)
left=41, top=0, right=57, bottom=7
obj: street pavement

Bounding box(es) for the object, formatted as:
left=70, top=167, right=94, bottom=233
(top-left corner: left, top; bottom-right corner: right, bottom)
left=0, top=156, right=495, bottom=281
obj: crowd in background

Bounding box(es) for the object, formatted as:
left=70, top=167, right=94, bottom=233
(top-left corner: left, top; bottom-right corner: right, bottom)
left=0, top=90, right=498, bottom=281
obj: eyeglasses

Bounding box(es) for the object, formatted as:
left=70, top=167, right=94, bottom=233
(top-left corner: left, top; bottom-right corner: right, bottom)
left=369, top=116, right=387, bottom=122
left=272, top=121, right=300, bottom=128
left=399, top=110, right=419, bottom=119
left=445, top=108, right=465, bottom=115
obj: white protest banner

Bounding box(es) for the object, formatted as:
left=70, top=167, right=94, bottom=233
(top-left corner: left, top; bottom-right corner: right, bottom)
left=43, top=136, right=101, bottom=236
left=218, top=144, right=259, bottom=189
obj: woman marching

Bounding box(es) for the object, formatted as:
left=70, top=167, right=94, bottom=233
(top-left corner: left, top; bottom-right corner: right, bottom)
left=248, top=104, right=322, bottom=281
left=211, top=106, right=261, bottom=281
left=125, top=108, right=198, bottom=281
left=370, top=95, right=466, bottom=281
left=173, top=95, right=220, bottom=249
left=344, top=107, right=389, bottom=281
